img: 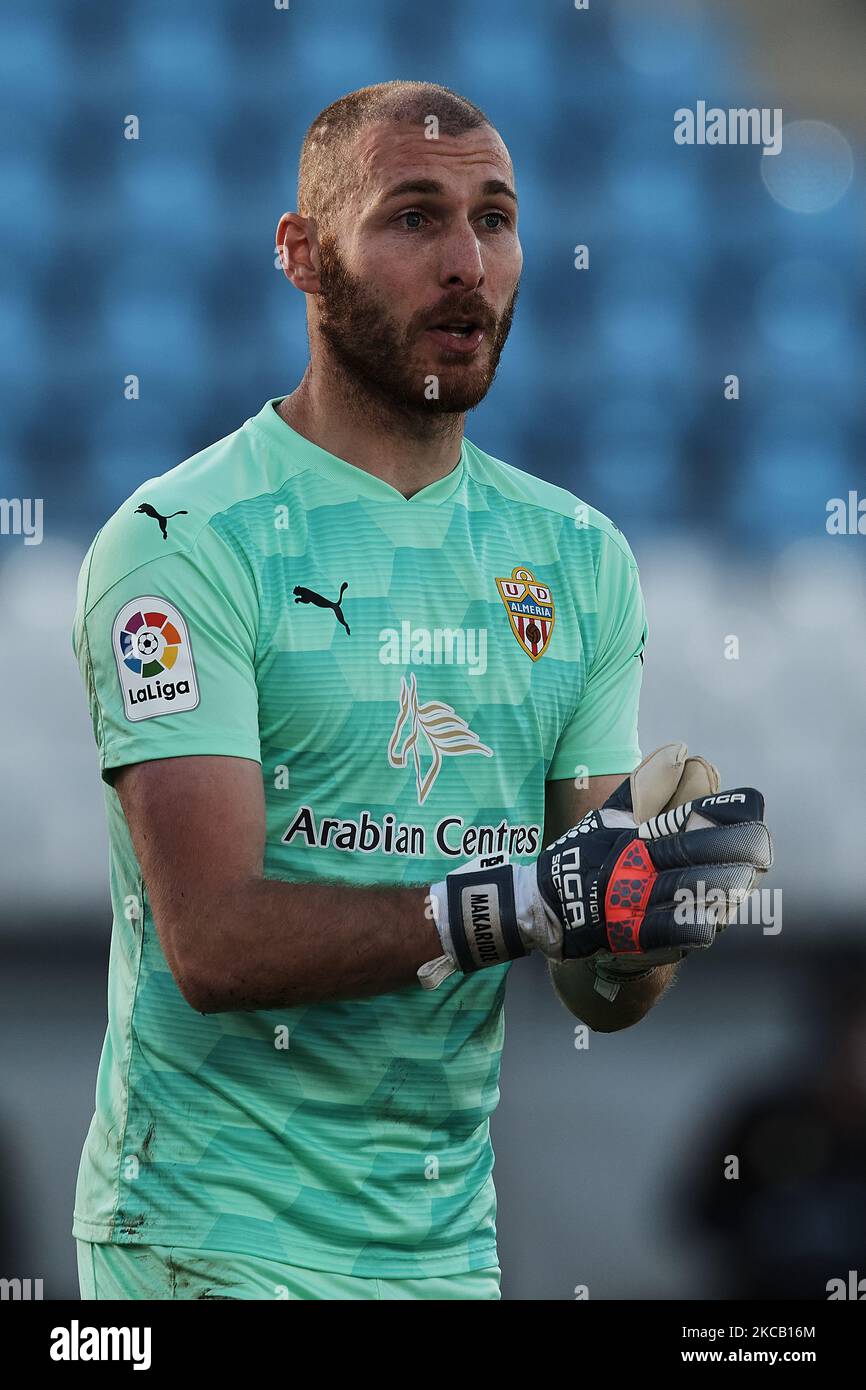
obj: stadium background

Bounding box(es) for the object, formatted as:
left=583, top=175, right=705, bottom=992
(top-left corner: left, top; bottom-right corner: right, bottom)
left=2, top=0, right=865, bottom=1299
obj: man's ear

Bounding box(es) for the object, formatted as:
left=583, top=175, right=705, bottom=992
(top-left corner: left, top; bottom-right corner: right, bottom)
left=276, top=212, right=321, bottom=294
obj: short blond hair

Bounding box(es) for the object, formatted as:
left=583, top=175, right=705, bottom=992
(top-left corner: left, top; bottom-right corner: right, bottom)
left=297, top=80, right=491, bottom=235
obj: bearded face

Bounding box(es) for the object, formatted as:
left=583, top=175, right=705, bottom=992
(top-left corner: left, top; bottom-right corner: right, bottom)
left=315, top=234, right=518, bottom=417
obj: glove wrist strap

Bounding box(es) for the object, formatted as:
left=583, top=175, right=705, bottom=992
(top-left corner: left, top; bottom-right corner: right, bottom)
left=446, top=863, right=527, bottom=973
left=424, top=859, right=529, bottom=985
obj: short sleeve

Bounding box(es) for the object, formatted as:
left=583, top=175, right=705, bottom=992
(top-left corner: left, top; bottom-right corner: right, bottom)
left=73, top=523, right=261, bottom=784
left=547, top=530, right=647, bottom=781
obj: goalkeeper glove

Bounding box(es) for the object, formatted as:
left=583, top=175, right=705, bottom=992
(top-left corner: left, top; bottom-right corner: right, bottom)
left=420, top=743, right=772, bottom=992
left=582, top=741, right=722, bottom=998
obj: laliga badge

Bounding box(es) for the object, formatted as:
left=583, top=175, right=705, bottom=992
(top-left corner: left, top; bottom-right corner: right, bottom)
left=112, top=596, right=199, bottom=722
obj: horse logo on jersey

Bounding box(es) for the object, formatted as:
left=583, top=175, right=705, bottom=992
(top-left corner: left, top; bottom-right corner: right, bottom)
left=495, top=567, right=555, bottom=660
left=387, top=672, right=493, bottom=804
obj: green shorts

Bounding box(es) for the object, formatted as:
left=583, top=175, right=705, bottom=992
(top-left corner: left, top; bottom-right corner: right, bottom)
left=76, top=1241, right=501, bottom=1301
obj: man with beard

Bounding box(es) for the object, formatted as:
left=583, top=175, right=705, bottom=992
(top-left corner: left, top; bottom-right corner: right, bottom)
left=71, top=81, right=770, bottom=1300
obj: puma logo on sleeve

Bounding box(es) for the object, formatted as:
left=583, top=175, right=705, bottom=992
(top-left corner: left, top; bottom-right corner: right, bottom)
left=135, top=503, right=189, bottom=540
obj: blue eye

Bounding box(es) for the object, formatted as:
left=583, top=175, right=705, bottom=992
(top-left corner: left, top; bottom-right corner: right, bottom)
left=401, top=210, right=426, bottom=229
left=482, top=212, right=508, bottom=230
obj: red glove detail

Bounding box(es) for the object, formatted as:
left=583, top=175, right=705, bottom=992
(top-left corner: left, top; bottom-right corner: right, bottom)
left=604, top=838, right=657, bottom=953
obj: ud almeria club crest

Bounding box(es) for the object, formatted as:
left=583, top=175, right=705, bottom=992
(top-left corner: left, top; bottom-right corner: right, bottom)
left=495, top=567, right=555, bottom=660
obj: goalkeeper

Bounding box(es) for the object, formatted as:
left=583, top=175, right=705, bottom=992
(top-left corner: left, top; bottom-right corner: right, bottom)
left=72, top=78, right=773, bottom=1302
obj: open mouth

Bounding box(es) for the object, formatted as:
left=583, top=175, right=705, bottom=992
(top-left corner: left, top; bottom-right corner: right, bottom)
left=426, top=320, right=486, bottom=353
left=437, top=322, right=476, bottom=337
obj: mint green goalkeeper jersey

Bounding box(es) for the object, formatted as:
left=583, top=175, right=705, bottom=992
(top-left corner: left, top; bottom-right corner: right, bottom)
left=72, top=397, right=646, bottom=1277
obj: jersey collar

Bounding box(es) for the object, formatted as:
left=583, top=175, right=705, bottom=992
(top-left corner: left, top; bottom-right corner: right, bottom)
left=251, top=396, right=467, bottom=506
